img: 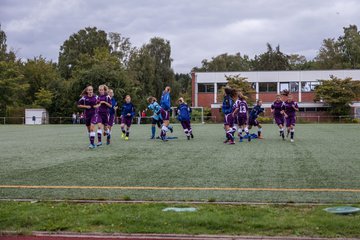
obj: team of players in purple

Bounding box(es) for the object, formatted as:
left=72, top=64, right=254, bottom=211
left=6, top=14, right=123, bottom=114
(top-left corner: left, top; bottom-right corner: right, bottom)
left=78, top=85, right=194, bottom=148
left=78, top=84, right=298, bottom=149
left=222, top=87, right=299, bottom=144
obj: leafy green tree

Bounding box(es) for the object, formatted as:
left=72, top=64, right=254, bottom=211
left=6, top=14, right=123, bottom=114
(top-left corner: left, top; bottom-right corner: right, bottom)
left=108, top=32, right=135, bottom=67
left=222, top=74, right=255, bottom=102
left=0, top=27, right=28, bottom=116
left=70, top=47, right=132, bottom=111
left=314, top=38, right=348, bottom=69
left=144, top=37, right=175, bottom=99
left=58, top=27, right=110, bottom=79
left=338, top=25, right=360, bottom=69
left=252, top=43, right=290, bottom=70
left=34, top=88, right=54, bottom=109
left=193, top=53, right=252, bottom=72
left=288, top=54, right=309, bottom=70
left=314, top=76, right=359, bottom=115
left=23, top=57, right=60, bottom=103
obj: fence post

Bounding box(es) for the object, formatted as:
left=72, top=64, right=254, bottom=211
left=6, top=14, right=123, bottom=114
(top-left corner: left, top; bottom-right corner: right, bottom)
left=3, top=117, right=5, bottom=125
left=60, top=117, right=62, bottom=124
left=339, top=116, right=341, bottom=123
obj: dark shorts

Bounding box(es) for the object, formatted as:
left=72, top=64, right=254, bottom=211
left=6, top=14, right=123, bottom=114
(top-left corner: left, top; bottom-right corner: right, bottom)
left=274, top=115, right=285, bottom=126
left=248, top=117, right=259, bottom=127
left=160, top=109, right=170, bottom=121
left=108, top=114, right=115, bottom=127
left=286, top=116, right=296, bottom=127
left=152, top=118, right=163, bottom=128
left=85, top=113, right=98, bottom=126
left=224, top=113, right=234, bottom=127
left=97, top=112, right=109, bottom=125
left=236, top=115, right=247, bottom=126
left=121, top=116, right=133, bottom=127
left=181, top=120, right=191, bottom=130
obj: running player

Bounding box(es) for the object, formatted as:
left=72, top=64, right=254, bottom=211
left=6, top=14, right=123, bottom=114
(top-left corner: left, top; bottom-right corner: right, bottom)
left=248, top=100, right=265, bottom=139
left=120, top=95, right=135, bottom=141
left=282, top=90, right=299, bottom=143
left=176, top=97, right=193, bottom=140
left=222, top=87, right=237, bottom=144
left=271, top=95, right=285, bottom=140
left=106, top=89, right=118, bottom=145
left=77, top=85, right=99, bottom=149
left=96, top=85, right=112, bottom=146
left=232, top=92, right=251, bottom=142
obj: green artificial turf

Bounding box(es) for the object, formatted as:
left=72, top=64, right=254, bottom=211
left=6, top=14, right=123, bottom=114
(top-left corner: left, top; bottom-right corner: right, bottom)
left=0, top=124, right=360, bottom=203
left=0, top=201, right=360, bottom=237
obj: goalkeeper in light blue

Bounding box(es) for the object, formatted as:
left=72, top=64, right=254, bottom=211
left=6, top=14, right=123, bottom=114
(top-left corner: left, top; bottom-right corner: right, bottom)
left=147, top=97, right=163, bottom=139
left=160, top=86, right=174, bottom=134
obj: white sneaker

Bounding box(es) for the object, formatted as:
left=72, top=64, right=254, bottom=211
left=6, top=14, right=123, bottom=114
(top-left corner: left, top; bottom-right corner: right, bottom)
left=290, top=139, right=294, bottom=143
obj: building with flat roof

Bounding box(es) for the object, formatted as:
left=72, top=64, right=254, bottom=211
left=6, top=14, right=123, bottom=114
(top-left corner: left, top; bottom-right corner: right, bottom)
left=191, top=70, right=360, bottom=121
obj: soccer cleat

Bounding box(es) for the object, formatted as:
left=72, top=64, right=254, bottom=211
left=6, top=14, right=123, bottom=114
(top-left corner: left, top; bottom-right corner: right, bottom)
left=169, top=126, right=173, bottom=133
left=223, top=139, right=229, bottom=144
left=228, top=140, right=235, bottom=145
left=247, top=134, right=251, bottom=142
left=125, top=136, right=129, bottom=141
left=106, top=139, right=110, bottom=145
left=150, top=135, right=155, bottom=139
left=187, top=135, right=190, bottom=140
left=121, top=133, right=125, bottom=139
left=258, top=135, right=264, bottom=139
left=190, top=133, right=194, bottom=139
left=88, top=144, right=96, bottom=149
left=97, top=142, right=102, bottom=147
left=161, top=135, right=168, bottom=142
left=290, top=139, right=294, bottom=143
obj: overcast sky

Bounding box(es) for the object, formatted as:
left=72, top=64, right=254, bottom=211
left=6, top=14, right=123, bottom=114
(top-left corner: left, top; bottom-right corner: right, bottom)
left=1, top=0, right=359, bottom=73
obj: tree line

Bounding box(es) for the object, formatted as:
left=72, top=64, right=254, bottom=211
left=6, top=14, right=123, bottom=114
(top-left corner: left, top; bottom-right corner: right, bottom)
left=0, top=24, right=360, bottom=118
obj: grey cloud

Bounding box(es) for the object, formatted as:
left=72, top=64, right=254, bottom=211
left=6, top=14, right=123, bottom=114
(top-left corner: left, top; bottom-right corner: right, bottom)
left=1, top=0, right=360, bottom=73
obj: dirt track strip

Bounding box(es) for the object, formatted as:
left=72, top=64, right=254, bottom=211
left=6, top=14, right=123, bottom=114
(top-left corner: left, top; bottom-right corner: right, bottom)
left=1, top=185, right=360, bottom=193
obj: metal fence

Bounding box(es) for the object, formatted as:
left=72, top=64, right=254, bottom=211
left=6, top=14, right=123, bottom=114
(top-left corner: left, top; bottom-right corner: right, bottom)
left=0, top=115, right=359, bottom=125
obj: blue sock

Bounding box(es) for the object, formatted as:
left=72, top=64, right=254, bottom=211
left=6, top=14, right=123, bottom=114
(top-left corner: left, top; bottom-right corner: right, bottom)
left=151, top=126, right=156, bottom=137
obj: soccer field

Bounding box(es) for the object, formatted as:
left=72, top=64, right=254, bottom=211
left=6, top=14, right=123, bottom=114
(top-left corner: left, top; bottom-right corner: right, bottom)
left=1, top=124, right=360, bottom=203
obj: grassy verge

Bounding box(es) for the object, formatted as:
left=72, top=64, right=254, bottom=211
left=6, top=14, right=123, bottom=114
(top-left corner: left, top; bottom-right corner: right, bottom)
left=1, top=201, right=360, bottom=237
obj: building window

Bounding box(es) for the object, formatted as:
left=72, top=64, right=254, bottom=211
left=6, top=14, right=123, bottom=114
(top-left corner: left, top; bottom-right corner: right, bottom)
left=198, top=83, right=214, bottom=93
left=259, top=82, right=277, bottom=92
left=280, top=82, right=298, bottom=92
left=301, top=81, right=320, bottom=92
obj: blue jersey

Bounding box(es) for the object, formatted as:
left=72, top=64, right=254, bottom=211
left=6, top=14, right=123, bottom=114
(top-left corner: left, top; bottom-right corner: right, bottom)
left=222, top=95, right=234, bottom=115
left=177, top=103, right=192, bottom=121
left=160, top=91, right=171, bottom=111
left=249, top=105, right=264, bottom=119
left=148, top=102, right=162, bottom=120
left=109, top=98, right=118, bottom=116
left=121, top=102, right=135, bottom=118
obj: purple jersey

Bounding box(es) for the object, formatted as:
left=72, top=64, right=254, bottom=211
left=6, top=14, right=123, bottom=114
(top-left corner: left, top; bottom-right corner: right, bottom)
left=233, top=99, right=248, bottom=117
left=78, top=95, right=98, bottom=117
left=283, top=101, right=298, bottom=117
left=271, top=101, right=284, bottom=117
left=97, top=94, right=111, bottom=114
